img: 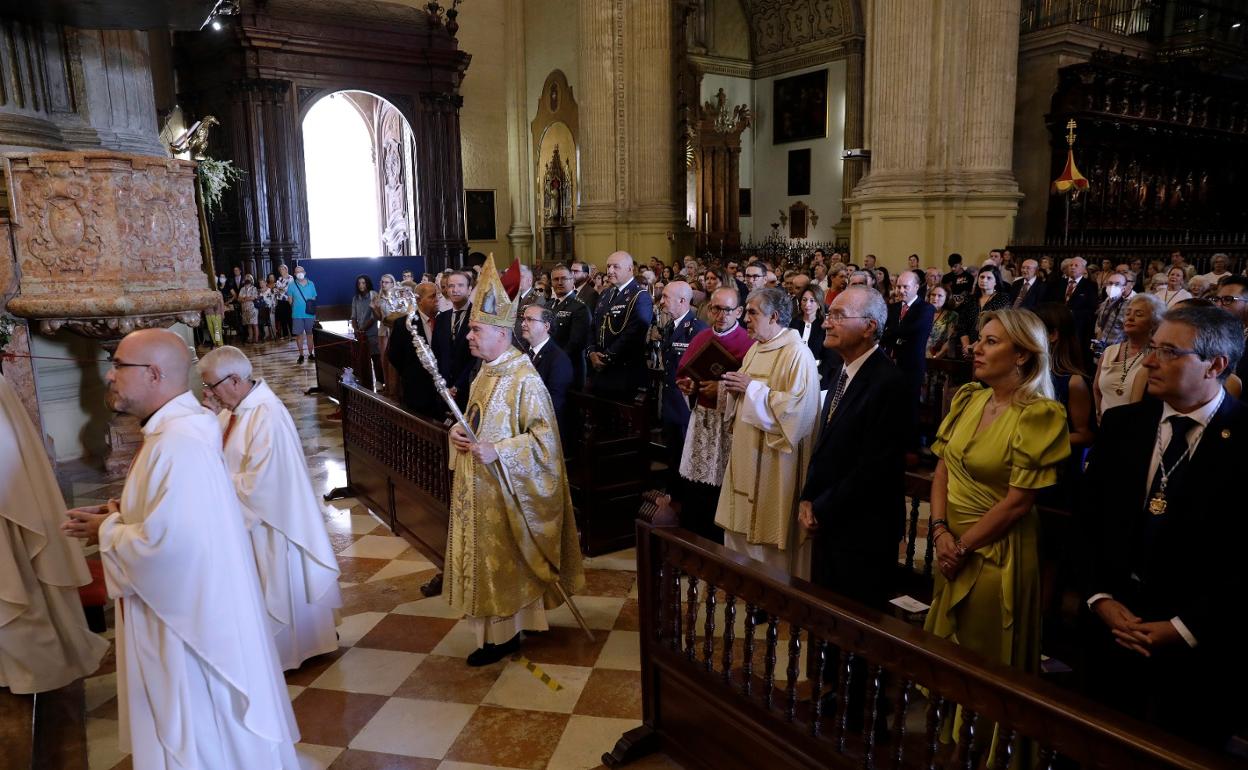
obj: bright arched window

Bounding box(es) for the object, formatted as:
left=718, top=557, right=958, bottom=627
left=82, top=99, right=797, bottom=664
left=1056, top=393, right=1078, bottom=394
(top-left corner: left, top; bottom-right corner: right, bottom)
left=303, top=94, right=381, bottom=258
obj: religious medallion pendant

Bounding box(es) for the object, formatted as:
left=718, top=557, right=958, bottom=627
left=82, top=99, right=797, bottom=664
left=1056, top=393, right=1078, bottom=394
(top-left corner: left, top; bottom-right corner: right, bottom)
left=1115, top=388, right=1124, bottom=396
left=1148, top=493, right=1167, bottom=515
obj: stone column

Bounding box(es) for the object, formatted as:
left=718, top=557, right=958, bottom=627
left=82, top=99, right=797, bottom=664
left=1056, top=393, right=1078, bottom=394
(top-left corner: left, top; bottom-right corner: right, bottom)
left=60, top=30, right=167, bottom=156
left=0, top=21, right=71, bottom=154
left=574, top=0, right=621, bottom=260
left=848, top=0, right=1023, bottom=269
left=504, top=0, right=534, bottom=264
left=837, top=40, right=865, bottom=242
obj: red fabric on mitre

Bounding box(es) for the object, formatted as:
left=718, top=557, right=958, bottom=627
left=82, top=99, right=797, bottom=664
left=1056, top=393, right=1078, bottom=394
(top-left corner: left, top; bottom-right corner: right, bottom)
left=500, top=260, right=521, bottom=299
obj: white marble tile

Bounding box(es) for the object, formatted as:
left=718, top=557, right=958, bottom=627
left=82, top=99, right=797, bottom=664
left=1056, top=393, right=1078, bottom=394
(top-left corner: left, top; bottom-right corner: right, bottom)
left=336, top=611, right=387, bottom=647
left=86, top=718, right=124, bottom=770
left=546, top=596, right=625, bottom=631
left=367, top=559, right=435, bottom=582
left=393, top=595, right=467, bottom=619
left=583, top=547, right=637, bottom=572
left=480, top=661, right=592, bottom=714
left=350, top=698, right=477, bottom=758
left=594, top=630, right=641, bottom=671
left=84, top=672, right=117, bottom=712
left=430, top=619, right=483, bottom=658
left=295, top=742, right=343, bottom=770
left=545, top=715, right=643, bottom=770
left=309, top=647, right=424, bottom=695
left=287, top=684, right=306, bottom=700
left=338, top=534, right=411, bottom=560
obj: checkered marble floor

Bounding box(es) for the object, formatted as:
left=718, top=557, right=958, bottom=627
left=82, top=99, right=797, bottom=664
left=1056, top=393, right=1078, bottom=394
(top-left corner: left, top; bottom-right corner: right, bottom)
left=64, top=338, right=682, bottom=770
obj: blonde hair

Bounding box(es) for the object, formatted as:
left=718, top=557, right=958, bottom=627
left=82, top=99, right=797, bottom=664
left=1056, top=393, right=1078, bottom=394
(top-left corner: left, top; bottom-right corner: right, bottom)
left=978, top=308, right=1055, bottom=405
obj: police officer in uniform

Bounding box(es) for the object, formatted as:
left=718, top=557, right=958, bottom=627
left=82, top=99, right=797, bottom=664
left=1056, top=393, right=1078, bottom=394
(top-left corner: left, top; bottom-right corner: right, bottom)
left=549, top=264, right=592, bottom=390
left=659, top=280, right=707, bottom=491
left=588, top=251, right=654, bottom=402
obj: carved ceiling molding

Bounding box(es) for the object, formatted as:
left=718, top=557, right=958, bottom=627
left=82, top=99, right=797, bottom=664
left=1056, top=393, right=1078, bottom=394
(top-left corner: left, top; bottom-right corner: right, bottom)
left=689, top=42, right=859, bottom=80
left=738, top=0, right=863, bottom=59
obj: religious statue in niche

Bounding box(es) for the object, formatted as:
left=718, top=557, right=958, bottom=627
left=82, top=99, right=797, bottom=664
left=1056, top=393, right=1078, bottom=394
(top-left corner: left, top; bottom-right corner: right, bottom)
left=542, top=145, right=573, bottom=227
left=381, top=136, right=409, bottom=254
left=549, top=82, right=560, bottom=113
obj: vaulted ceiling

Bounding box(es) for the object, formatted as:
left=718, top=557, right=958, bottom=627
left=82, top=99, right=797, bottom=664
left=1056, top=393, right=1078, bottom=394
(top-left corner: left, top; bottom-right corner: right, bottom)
left=736, top=0, right=864, bottom=59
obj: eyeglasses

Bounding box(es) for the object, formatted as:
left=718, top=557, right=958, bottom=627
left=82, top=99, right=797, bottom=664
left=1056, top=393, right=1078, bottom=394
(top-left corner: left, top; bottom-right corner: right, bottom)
left=203, top=373, right=234, bottom=390
left=111, top=361, right=153, bottom=371
left=744, top=272, right=765, bottom=280
left=709, top=305, right=738, bottom=314
left=520, top=316, right=547, bottom=325
left=1213, top=295, right=1247, bottom=306
left=826, top=313, right=870, bottom=323
left=1144, top=345, right=1202, bottom=363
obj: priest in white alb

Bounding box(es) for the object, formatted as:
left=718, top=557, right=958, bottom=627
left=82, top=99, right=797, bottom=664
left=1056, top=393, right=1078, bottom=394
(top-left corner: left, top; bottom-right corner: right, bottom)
left=199, top=345, right=341, bottom=670
left=63, top=328, right=299, bottom=769
left=0, top=371, right=107, bottom=694
left=715, top=287, right=821, bottom=579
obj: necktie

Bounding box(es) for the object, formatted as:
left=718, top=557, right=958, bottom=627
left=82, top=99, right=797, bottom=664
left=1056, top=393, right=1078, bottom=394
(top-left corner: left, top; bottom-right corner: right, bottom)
left=824, top=369, right=849, bottom=425
left=528, top=347, right=538, bottom=362
left=1013, top=281, right=1029, bottom=307
left=452, top=309, right=464, bottom=338
left=1148, top=415, right=1197, bottom=502
left=222, top=412, right=239, bottom=447
left=1065, top=280, right=1076, bottom=301
left=899, top=301, right=909, bottom=321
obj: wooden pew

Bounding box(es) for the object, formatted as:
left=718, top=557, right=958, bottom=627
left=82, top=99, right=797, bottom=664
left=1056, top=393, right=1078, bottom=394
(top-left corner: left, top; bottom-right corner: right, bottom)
left=564, top=390, right=653, bottom=555
left=312, top=321, right=374, bottom=397
left=607, top=520, right=1239, bottom=770
left=338, top=382, right=451, bottom=565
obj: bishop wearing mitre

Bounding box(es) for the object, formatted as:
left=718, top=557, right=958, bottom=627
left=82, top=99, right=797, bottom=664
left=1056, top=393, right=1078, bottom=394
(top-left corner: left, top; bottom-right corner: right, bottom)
left=199, top=345, right=342, bottom=670
left=64, top=329, right=299, bottom=768
left=445, top=255, right=585, bottom=666
left=715, top=287, right=821, bottom=579
left=0, top=372, right=107, bottom=694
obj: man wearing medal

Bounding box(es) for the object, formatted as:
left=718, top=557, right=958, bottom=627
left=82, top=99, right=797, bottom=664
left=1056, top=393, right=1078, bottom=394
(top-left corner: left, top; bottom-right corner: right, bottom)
left=1079, top=303, right=1248, bottom=749
left=587, top=251, right=654, bottom=402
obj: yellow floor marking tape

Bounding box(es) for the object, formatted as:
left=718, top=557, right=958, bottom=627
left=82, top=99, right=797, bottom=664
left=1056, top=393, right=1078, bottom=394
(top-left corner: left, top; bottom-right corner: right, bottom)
left=514, top=654, right=563, bottom=692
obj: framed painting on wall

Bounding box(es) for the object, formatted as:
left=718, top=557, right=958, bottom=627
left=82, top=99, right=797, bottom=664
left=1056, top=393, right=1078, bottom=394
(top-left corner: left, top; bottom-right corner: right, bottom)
left=789, top=206, right=808, bottom=239
left=787, top=149, right=811, bottom=196
left=739, top=188, right=752, bottom=217
left=773, top=69, right=828, bottom=144
left=465, top=189, right=496, bottom=241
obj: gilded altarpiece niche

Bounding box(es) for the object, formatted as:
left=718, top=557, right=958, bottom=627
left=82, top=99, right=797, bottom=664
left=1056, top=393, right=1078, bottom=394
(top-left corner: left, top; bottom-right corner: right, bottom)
left=532, top=71, right=579, bottom=263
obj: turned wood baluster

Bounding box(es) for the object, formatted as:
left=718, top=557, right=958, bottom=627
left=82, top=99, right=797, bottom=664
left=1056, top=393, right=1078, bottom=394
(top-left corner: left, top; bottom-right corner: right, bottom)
left=863, top=663, right=884, bottom=770
left=811, top=639, right=829, bottom=737
left=924, top=513, right=936, bottom=577
left=836, top=651, right=855, bottom=753
left=906, top=497, right=920, bottom=570
left=954, top=709, right=980, bottom=770
left=668, top=565, right=682, bottom=652
left=741, top=604, right=758, bottom=697
left=924, top=695, right=947, bottom=770
left=721, top=595, right=736, bottom=684
left=684, top=576, right=699, bottom=662
left=785, top=626, right=801, bottom=722
left=891, top=680, right=913, bottom=770
left=762, top=616, right=779, bottom=710
left=702, top=586, right=717, bottom=672
left=989, top=727, right=1017, bottom=770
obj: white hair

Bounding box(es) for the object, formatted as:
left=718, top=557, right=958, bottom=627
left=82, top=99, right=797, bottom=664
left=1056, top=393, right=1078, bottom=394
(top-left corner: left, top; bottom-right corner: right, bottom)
left=199, top=345, right=253, bottom=380
left=519, top=264, right=533, bottom=280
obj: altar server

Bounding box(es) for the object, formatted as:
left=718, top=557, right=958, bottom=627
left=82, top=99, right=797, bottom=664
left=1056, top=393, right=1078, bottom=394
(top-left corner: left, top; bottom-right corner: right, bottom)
left=199, top=345, right=341, bottom=670
left=0, top=372, right=107, bottom=694
left=63, top=328, right=299, bottom=769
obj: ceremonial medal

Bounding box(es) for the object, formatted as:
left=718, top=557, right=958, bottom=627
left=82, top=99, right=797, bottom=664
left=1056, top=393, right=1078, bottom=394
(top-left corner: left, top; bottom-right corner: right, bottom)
left=1148, top=493, right=1167, bottom=515
left=1115, top=387, right=1124, bottom=396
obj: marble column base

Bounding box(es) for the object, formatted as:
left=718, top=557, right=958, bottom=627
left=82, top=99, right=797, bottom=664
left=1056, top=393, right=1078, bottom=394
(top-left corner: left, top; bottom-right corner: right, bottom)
left=848, top=189, right=1023, bottom=268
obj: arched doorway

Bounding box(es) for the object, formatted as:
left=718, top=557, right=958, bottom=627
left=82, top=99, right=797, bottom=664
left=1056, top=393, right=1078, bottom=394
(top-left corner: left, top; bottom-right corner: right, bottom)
left=301, top=90, right=417, bottom=258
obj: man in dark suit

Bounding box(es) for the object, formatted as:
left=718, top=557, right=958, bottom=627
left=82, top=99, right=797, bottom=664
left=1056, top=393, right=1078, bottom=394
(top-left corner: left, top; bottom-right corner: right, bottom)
left=658, top=281, right=708, bottom=491
left=569, top=260, right=598, bottom=314
left=512, top=264, right=546, bottom=350
left=881, top=270, right=934, bottom=452
left=587, top=251, right=654, bottom=402
left=432, top=270, right=476, bottom=411
left=549, top=264, right=592, bottom=389
left=1080, top=304, right=1247, bottom=749
left=387, top=281, right=445, bottom=419
left=519, top=304, right=573, bottom=422
left=1010, top=258, right=1045, bottom=311
left=1214, top=276, right=1248, bottom=402
left=799, top=286, right=909, bottom=610
left=1062, top=257, right=1100, bottom=356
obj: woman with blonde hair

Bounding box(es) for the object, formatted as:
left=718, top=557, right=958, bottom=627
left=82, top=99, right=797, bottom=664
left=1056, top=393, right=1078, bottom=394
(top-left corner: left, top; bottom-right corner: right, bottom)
left=1093, top=292, right=1164, bottom=421
left=923, top=308, right=1070, bottom=757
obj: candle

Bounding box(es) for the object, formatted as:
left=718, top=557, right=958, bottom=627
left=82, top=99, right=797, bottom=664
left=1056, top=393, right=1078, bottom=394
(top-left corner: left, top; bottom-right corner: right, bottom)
left=703, top=212, right=709, bottom=233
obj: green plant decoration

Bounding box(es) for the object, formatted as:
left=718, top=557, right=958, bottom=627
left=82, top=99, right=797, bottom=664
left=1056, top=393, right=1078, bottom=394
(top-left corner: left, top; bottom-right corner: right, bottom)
left=197, top=158, right=245, bottom=217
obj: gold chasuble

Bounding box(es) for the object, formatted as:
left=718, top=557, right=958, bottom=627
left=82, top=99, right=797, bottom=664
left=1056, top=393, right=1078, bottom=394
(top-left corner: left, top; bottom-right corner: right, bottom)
left=445, top=347, right=585, bottom=621
left=715, top=328, right=821, bottom=573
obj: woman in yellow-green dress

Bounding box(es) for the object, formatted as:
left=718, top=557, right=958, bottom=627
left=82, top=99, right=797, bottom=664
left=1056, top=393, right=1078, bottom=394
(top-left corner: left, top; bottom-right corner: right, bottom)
left=924, top=308, right=1070, bottom=756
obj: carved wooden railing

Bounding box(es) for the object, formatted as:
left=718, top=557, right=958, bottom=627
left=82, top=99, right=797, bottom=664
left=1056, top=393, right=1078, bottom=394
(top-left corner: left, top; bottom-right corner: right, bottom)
left=339, top=382, right=451, bottom=565
left=608, top=521, right=1236, bottom=770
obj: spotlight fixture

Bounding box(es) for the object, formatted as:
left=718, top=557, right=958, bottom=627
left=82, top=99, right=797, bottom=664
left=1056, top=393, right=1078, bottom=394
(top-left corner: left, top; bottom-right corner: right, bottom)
left=201, top=0, right=241, bottom=31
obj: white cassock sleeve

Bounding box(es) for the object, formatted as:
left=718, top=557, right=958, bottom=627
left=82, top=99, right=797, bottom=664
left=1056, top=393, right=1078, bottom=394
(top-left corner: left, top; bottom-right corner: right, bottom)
left=736, top=379, right=779, bottom=433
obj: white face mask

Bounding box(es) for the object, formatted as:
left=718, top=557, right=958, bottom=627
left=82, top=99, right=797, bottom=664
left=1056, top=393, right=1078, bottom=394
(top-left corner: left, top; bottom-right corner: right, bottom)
left=1106, top=285, right=1123, bottom=300
left=295, top=272, right=306, bottom=280
left=217, top=276, right=226, bottom=286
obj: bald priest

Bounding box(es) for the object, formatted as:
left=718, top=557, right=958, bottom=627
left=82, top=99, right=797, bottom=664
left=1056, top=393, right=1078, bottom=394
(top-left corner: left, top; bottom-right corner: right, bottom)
left=64, top=328, right=300, bottom=768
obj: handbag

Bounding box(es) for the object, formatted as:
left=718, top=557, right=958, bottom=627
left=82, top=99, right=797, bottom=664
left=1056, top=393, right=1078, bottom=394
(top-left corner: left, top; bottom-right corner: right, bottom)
left=293, top=281, right=317, bottom=316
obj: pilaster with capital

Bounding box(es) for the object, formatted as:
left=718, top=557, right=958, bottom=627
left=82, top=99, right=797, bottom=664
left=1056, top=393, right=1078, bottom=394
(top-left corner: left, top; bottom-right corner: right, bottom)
left=415, top=91, right=469, bottom=272
left=504, top=0, right=534, bottom=263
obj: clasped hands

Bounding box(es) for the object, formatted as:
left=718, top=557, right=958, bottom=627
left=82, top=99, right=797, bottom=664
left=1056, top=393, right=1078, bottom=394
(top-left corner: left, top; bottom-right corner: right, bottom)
left=675, top=377, right=719, bottom=400
left=719, top=370, right=751, bottom=395
left=932, top=529, right=967, bottom=580
left=450, top=423, right=498, bottom=464
left=61, top=499, right=119, bottom=545
left=1092, top=598, right=1182, bottom=657
left=588, top=351, right=607, bottom=371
